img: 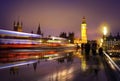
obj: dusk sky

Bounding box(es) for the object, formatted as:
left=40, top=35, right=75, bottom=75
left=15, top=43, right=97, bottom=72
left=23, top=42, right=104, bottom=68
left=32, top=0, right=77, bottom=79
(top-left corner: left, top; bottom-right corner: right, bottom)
left=0, top=0, right=120, bottom=40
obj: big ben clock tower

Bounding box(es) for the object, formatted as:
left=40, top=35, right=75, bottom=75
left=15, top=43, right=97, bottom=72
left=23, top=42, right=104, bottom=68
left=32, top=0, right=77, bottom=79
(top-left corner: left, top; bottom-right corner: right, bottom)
left=81, top=16, right=87, bottom=43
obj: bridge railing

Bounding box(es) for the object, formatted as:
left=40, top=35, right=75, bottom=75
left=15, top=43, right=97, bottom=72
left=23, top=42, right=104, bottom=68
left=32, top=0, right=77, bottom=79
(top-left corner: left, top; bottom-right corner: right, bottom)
left=103, top=51, right=120, bottom=81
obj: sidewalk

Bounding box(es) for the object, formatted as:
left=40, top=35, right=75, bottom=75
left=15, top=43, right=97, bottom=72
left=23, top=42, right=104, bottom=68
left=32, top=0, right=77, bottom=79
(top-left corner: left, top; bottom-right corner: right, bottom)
left=64, top=54, right=108, bottom=81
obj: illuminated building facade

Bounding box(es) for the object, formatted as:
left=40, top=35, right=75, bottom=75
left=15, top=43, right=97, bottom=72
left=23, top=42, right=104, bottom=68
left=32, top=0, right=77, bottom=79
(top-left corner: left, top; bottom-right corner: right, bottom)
left=105, top=32, right=120, bottom=50
left=13, top=21, right=22, bottom=32
left=81, top=16, right=87, bottom=43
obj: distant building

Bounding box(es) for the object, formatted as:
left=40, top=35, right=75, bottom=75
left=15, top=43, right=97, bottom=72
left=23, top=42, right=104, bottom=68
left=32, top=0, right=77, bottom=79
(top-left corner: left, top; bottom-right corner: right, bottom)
left=59, top=32, right=74, bottom=43
left=68, top=32, right=74, bottom=43
left=59, top=32, right=67, bottom=38
left=105, top=32, right=120, bottom=49
left=13, top=21, right=22, bottom=32
left=37, top=24, right=43, bottom=37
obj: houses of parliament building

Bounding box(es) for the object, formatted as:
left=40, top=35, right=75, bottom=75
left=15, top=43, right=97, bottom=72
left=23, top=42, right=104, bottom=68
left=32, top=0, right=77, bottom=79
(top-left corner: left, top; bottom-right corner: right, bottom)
left=13, top=20, right=43, bottom=37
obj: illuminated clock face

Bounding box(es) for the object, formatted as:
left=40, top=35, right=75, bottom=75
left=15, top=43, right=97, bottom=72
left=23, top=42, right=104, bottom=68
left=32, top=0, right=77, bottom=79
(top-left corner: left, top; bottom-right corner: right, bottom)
left=82, top=24, right=86, bottom=28
left=82, top=26, right=85, bottom=29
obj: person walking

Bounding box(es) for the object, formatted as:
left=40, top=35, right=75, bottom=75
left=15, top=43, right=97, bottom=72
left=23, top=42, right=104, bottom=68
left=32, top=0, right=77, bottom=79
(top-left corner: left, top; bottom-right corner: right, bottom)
left=98, top=47, right=103, bottom=57
left=91, top=42, right=97, bottom=56
left=85, top=42, right=91, bottom=60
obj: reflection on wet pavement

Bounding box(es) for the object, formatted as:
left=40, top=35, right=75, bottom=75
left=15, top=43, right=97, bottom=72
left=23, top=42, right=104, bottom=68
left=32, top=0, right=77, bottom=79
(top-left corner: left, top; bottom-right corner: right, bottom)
left=0, top=49, right=107, bottom=81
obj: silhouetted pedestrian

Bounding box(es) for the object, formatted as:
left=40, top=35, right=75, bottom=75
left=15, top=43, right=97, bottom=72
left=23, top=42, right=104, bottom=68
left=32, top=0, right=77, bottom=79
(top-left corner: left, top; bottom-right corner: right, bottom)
left=98, top=47, right=103, bottom=57
left=81, top=43, right=85, bottom=54
left=85, top=42, right=91, bottom=60
left=85, top=42, right=90, bottom=55
left=92, top=42, right=97, bottom=56
left=81, top=43, right=84, bottom=51
left=76, top=43, right=80, bottom=49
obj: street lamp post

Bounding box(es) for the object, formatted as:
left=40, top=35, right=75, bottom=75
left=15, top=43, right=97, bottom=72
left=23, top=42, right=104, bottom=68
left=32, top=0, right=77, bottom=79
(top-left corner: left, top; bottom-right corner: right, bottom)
left=103, top=26, right=108, bottom=51
left=103, top=26, right=107, bottom=36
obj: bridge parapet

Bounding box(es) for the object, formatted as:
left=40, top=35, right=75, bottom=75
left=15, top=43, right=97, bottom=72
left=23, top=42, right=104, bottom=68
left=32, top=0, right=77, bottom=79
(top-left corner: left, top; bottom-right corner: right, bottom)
left=103, top=51, right=120, bottom=81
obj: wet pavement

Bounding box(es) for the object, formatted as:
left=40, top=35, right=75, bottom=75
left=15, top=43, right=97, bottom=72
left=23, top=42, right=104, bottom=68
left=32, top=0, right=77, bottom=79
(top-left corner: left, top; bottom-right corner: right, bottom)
left=0, top=49, right=108, bottom=81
